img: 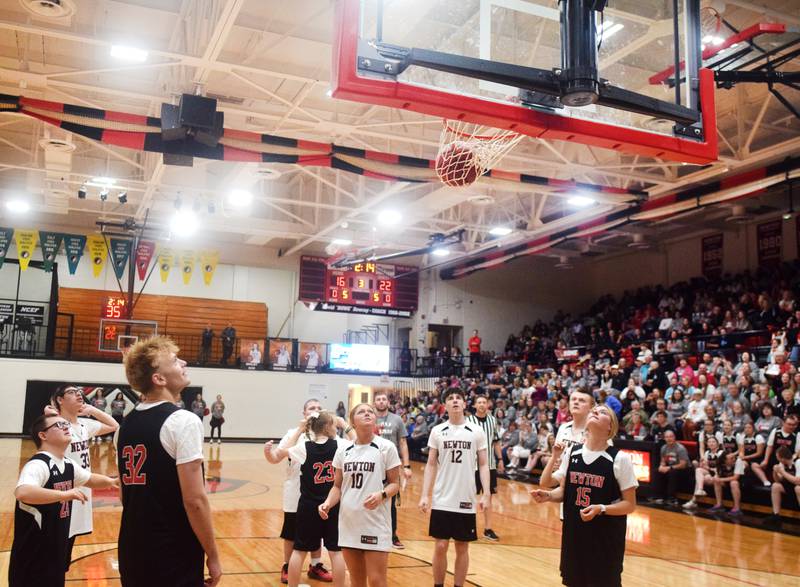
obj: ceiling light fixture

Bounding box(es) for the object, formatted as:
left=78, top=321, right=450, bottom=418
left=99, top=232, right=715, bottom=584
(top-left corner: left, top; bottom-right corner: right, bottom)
left=332, top=238, right=352, bottom=246
left=77, top=186, right=87, bottom=199
left=5, top=199, right=31, bottom=214
left=377, top=209, right=402, bottom=225
left=117, top=192, right=128, bottom=204
left=568, top=195, right=595, bottom=207
left=91, top=176, right=116, bottom=187
left=432, top=247, right=450, bottom=257
left=227, top=189, right=253, bottom=207
left=99, top=189, right=109, bottom=202
left=110, top=45, right=149, bottom=63
left=170, top=210, right=199, bottom=237
left=489, top=226, right=513, bottom=236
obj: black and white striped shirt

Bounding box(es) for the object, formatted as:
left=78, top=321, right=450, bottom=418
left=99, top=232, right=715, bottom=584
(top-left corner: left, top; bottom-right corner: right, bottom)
left=467, top=413, right=500, bottom=469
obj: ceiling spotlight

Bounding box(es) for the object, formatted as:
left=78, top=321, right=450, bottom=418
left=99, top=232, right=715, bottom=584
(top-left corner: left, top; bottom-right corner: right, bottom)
left=227, top=189, right=253, bottom=207
left=117, top=192, right=128, bottom=204
left=377, top=209, right=402, bottom=225
left=110, top=45, right=149, bottom=63
left=568, top=195, right=595, bottom=207
left=91, top=176, right=116, bottom=187
left=99, top=189, right=109, bottom=202
left=489, top=226, right=513, bottom=236
left=432, top=247, right=450, bottom=257
left=332, top=238, right=352, bottom=246
left=77, top=186, right=87, bottom=199
left=5, top=199, right=31, bottom=214
left=170, top=210, right=199, bottom=237
left=325, top=89, right=333, bottom=98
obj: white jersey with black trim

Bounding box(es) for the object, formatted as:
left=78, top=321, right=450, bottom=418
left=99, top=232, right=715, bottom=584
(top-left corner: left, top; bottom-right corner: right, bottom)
left=66, top=417, right=102, bottom=536
left=334, top=435, right=401, bottom=551
left=278, top=427, right=307, bottom=513
left=428, top=421, right=487, bottom=514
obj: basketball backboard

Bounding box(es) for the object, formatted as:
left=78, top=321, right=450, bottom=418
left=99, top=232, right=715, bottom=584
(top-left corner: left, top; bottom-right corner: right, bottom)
left=333, top=0, right=718, bottom=164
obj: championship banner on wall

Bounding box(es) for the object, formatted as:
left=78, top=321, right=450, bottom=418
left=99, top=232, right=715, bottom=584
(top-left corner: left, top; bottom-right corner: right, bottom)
left=180, top=250, right=195, bottom=285
left=110, top=238, right=132, bottom=279
left=64, top=233, right=87, bottom=275
left=701, top=233, right=723, bottom=278
left=200, top=250, right=219, bottom=285
left=158, top=247, right=174, bottom=282
left=39, top=231, right=64, bottom=272
left=14, top=229, right=37, bottom=271
left=86, top=235, right=108, bottom=277
left=0, top=226, right=13, bottom=269
left=757, top=220, right=782, bottom=267
left=135, top=240, right=156, bottom=280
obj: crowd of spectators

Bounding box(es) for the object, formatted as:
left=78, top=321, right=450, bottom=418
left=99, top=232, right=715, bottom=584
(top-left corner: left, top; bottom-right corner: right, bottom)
left=387, top=262, right=800, bottom=518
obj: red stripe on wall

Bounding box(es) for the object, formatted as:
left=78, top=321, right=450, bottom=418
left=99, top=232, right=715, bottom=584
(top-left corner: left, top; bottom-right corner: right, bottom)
left=641, top=194, right=677, bottom=211
left=298, top=139, right=332, bottom=152
left=223, top=128, right=262, bottom=142
left=223, top=145, right=262, bottom=162
left=298, top=155, right=333, bottom=167
left=490, top=169, right=522, bottom=182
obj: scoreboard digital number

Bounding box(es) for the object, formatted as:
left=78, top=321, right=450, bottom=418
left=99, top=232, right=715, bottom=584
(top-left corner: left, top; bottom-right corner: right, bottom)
left=299, top=256, right=419, bottom=316
left=103, top=296, right=127, bottom=319
left=329, top=262, right=395, bottom=307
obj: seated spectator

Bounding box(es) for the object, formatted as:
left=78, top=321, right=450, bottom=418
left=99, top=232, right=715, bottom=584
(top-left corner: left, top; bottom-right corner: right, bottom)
left=737, top=421, right=765, bottom=473
left=683, top=436, right=723, bottom=509
left=664, top=374, right=682, bottom=402
left=521, top=413, right=555, bottom=474
left=727, top=401, right=752, bottom=434
left=499, top=421, right=520, bottom=465
left=697, top=419, right=718, bottom=454
left=768, top=446, right=800, bottom=522
left=408, top=415, right=430, bottom=459
left=711, top=452, right=743, bottom=515
left=683, top=388, right=708, bottom=438
left=752, top=414, right=799, bottom=486
left=776, top=386, right=799, bottom=421
left=623, top=411, right=649, bottom=440
left=507, top=420, right=537, bottom=470
left=650, top=430, right=691, bottom=505
left=649, top=410, right=675, bottom=442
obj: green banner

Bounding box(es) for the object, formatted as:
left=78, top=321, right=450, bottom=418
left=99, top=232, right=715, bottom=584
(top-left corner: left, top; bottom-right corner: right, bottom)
left=0, top=227, right=12, bottom=269
left=39, top=231, right=64, bottom=272
left=110, top=237, right=133, bottom=279
left=64, top=234, right=87, bottom=275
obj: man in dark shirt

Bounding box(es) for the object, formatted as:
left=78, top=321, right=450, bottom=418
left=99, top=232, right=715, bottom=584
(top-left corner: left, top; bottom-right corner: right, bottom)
left=200, top=323, right=213, bottom=366
left=220, top=323, right=236, bottom=366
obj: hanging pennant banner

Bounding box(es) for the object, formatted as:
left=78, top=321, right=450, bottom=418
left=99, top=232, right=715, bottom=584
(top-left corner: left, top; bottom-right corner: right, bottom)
left=135, top=240, right=156, bottom=280
left=158, top=247, right=175, bottom=283
left=110, top=238, right=132, bottom=280
left=180, top=250, right=196, bottom=285
left=86, top=235, right=108, bottom=278
left=39, top=231, right=64, bottom=272
left=0, top=226, right=13, bottom=269
left=200, top=250, right=219, bottom=286
left=64, top=234, right=87, bottom=275
left=14, top=230, right=38, bottom=271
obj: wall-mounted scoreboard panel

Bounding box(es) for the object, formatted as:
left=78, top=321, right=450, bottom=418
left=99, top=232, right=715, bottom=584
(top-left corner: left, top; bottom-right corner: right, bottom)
left=299, top=256, right=418, bottom=317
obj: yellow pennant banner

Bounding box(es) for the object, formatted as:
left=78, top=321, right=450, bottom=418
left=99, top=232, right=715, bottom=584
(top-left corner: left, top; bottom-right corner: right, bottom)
left=86, top=235, right=108, bottom=278
left=200, top=250, right=219, bottom=285
left=158, top=247, right=174, bottom=283
left=181, top=250, right=195, bottom=285
left=14, top=229, right=38, bottom=271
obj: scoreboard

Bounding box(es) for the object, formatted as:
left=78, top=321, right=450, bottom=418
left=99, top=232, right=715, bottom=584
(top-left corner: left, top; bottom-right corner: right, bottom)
left=299, top=256, right=418, bottom=317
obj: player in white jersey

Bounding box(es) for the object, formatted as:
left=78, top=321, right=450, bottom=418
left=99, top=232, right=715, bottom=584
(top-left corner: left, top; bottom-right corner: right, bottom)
left=265, top=398, right=353, bottom=584
left=420, top=388, right=489, bottom=587
left=320, top=403, right=401, bottom=587
left=45, top=384, right=119, bottom=571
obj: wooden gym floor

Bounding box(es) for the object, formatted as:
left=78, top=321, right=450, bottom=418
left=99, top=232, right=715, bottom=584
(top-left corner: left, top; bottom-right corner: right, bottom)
left=0, top=439, right=798, bottom=586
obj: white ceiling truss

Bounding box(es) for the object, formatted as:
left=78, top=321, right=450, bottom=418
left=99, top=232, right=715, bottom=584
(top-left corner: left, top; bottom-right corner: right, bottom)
left=0, top=0, right=797, bottom=270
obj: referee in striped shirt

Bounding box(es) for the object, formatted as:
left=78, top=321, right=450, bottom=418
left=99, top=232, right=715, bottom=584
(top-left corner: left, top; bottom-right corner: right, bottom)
left=467, top=394, right=504, bottom=541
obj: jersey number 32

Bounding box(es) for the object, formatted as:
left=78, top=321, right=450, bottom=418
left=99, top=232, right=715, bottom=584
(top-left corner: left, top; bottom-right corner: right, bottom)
left=121, top=444, right=148, bottom=485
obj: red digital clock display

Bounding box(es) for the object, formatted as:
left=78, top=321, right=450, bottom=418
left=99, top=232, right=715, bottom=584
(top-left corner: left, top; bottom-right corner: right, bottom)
left=103, top=296, right=127, bottom=319
left=328, top=262, right=396, bottom=307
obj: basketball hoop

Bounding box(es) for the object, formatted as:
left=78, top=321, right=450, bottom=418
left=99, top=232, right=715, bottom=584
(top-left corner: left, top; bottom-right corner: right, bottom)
left=700, top=4, right=723, bottom=47
left=435, top=120, right=523, bottom=188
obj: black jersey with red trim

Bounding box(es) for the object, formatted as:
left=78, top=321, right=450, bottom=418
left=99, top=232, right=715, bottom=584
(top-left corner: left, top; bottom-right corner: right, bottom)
left=299, top=438, right=338, bottom=505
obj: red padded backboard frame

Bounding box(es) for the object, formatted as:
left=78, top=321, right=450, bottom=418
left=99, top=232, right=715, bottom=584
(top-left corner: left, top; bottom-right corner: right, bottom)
left=332, top=0, right=718, bottom=165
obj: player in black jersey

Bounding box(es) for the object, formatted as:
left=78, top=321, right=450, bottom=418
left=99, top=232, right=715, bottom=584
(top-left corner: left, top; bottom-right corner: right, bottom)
left=737, top=422, right=764, bottom=473
left=273, top=411, right=347, bottom=587
left=768, top=446, right=800, bottom=522
left=119, top=336, right=221, bottom=586
left=719, top=420, right=738, bottom=455
left=10, top=414, right=118, bottom=587
left=711, top=451, right=743, bottom=515
left=531, top=405, right=637, bottom=587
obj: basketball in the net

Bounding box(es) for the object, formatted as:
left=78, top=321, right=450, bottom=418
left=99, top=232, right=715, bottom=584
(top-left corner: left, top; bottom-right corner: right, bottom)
left=435, top=141, right=480, bottom=187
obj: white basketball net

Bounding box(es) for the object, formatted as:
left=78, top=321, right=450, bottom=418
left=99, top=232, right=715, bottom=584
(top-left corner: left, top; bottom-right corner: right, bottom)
left=435, top=120, right=523, bottom=187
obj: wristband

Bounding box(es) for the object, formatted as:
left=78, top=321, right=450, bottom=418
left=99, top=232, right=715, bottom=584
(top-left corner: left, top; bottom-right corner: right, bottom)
left=404, top=465, right=411, bottom=469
